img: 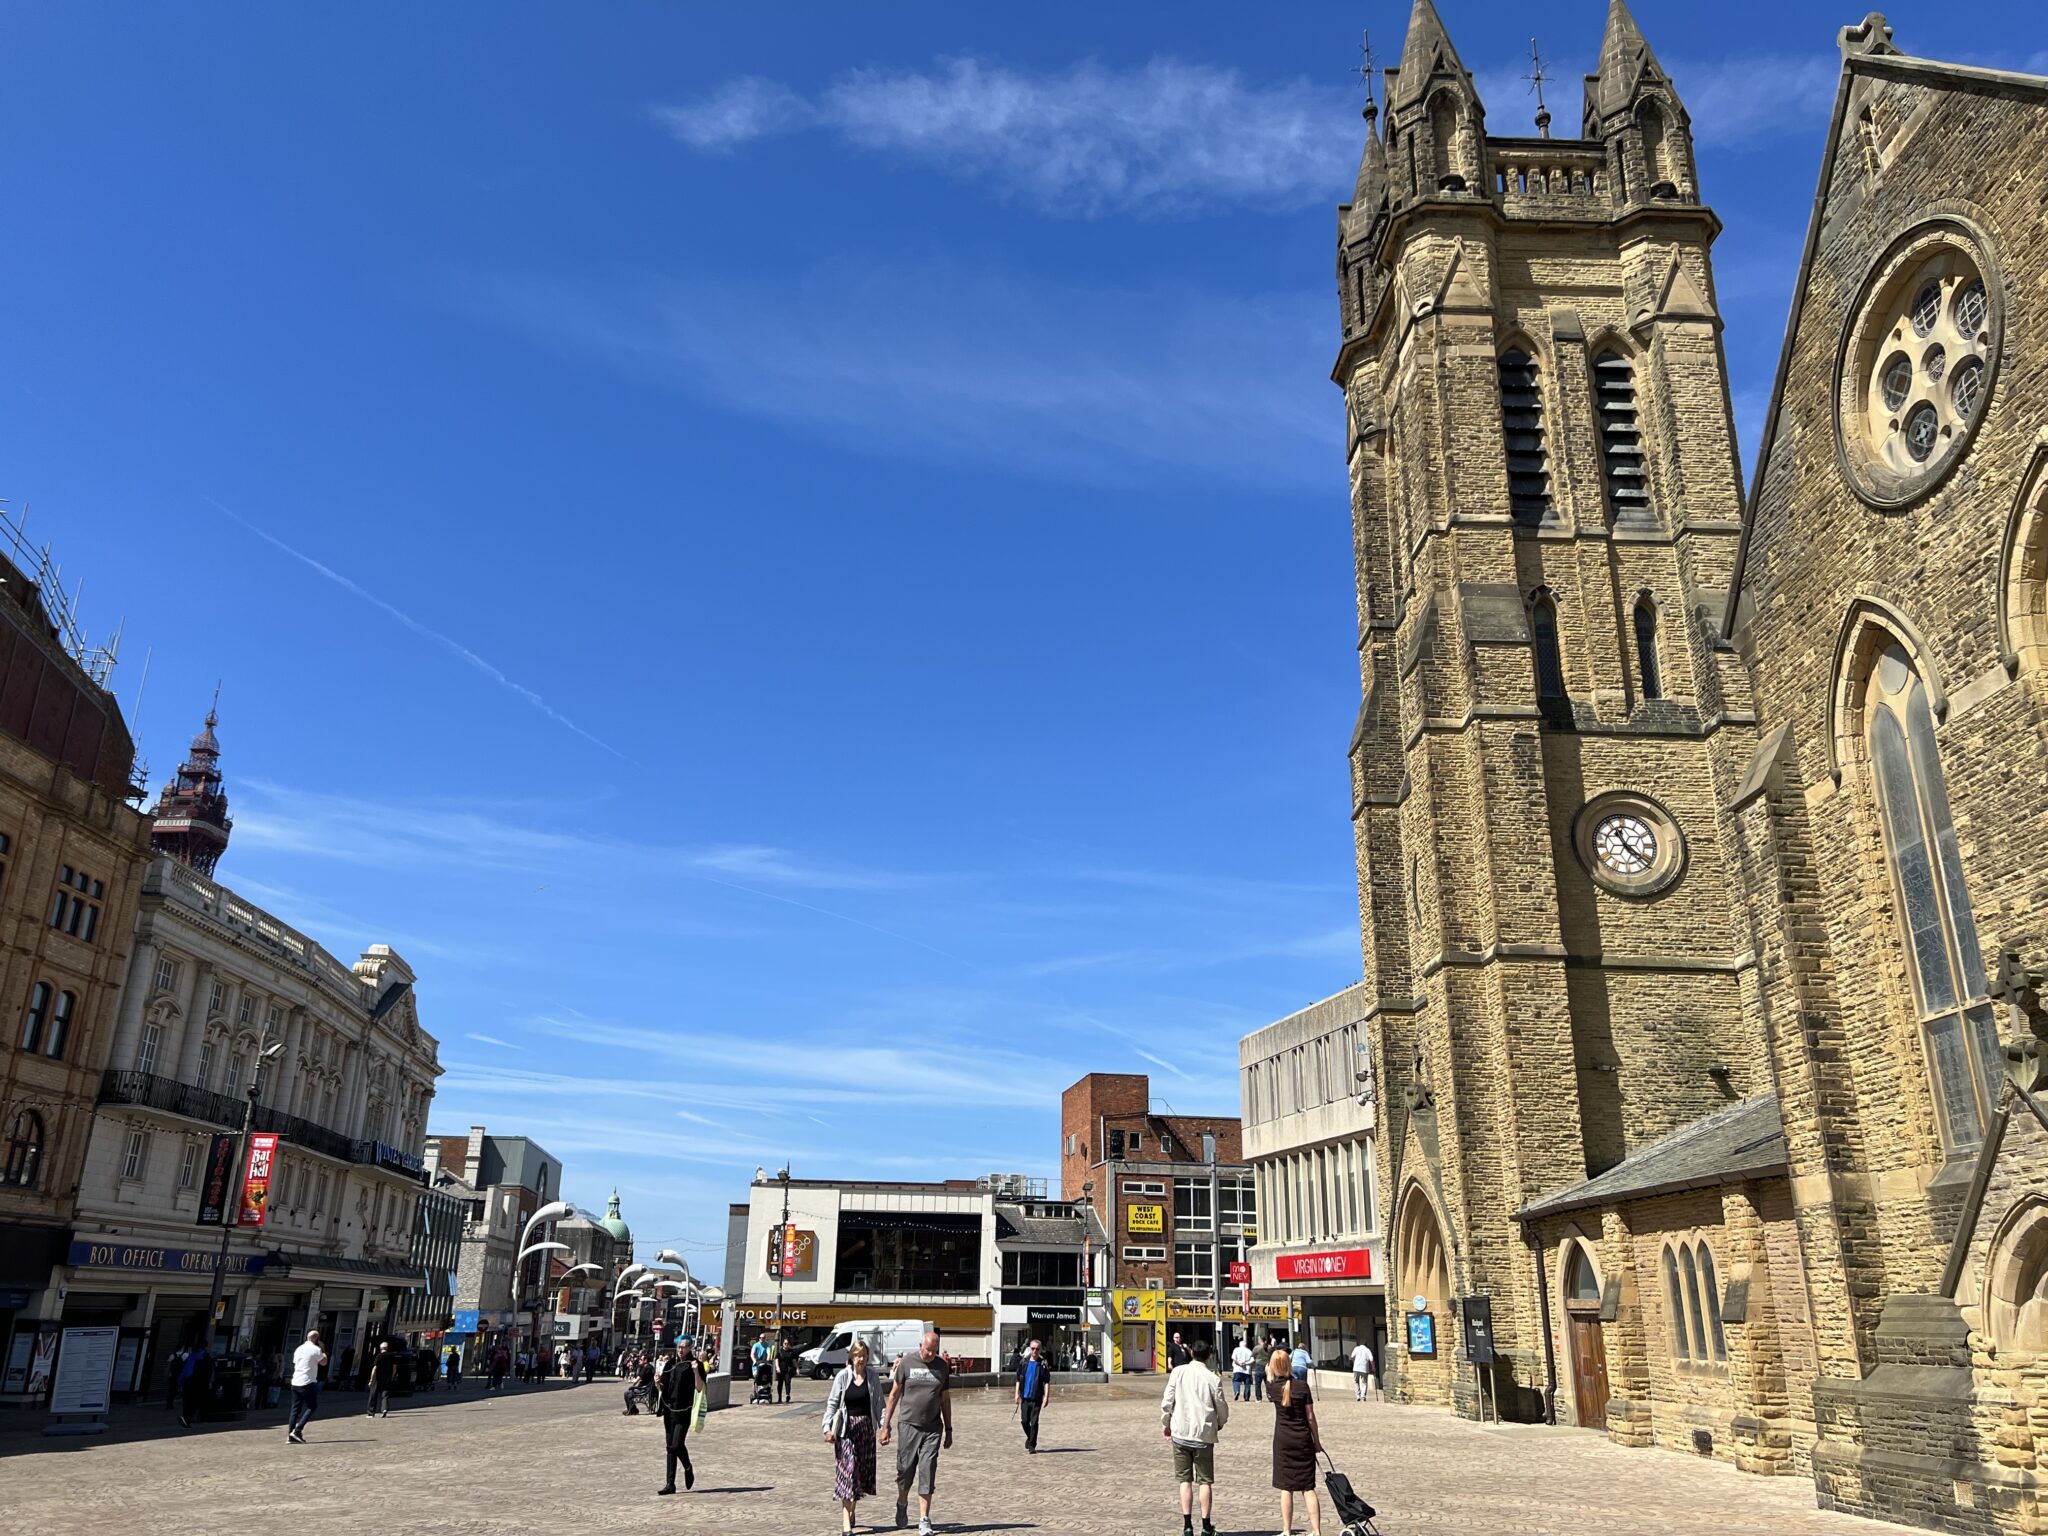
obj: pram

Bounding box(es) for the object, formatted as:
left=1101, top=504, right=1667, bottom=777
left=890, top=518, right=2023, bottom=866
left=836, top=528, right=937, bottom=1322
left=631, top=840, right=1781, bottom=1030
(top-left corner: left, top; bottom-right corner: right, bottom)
left=748, top=1359, right=774, bottom=1404
left=1320, top=1450, right=1381, bottom=1535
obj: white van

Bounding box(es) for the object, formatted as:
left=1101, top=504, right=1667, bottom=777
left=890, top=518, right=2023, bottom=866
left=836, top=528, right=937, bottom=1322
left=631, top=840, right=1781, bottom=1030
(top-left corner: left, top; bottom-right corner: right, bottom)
left=800, top=1319, right=927, bottom=1379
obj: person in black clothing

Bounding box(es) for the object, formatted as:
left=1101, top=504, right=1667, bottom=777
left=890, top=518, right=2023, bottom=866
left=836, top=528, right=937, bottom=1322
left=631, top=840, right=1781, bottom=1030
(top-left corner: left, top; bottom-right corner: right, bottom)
left=655, top=1339, right=708, bottom=1495
left=776, top=1334, right=798, bottom=1404
left=366, top=1341, right=398, bottom=1418
left=177, top=1343, right=212, bottom=1429
left=623, top=1353, right=656, bottom=1415
left=1166, top=1331, right=1192, bottom=1369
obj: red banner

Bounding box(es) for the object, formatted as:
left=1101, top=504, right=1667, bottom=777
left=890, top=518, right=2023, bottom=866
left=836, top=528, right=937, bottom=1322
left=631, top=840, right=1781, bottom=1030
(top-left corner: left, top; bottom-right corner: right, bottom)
left=1275, top=1248, right=1372, bottom=1282
left=238, top=1133, right=279, bottom=1226
left=780, top=1224, right=800, bottom=1278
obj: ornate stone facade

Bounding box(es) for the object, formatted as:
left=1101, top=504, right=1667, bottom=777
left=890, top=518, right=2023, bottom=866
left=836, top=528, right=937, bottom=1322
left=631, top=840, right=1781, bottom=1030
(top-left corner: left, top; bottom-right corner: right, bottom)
left=1341, top=5, right=2048, bottom=1531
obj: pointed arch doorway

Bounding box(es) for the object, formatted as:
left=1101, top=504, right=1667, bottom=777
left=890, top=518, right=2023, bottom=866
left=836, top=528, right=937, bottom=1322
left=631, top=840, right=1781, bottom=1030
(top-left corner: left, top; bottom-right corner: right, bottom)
left=1562, top=1242, right=1611, bottom=1430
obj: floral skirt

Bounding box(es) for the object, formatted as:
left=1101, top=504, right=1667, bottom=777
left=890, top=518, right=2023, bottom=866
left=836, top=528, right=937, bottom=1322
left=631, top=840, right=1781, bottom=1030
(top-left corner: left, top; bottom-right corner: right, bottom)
left=834, top=1414, right=877, bottom=1503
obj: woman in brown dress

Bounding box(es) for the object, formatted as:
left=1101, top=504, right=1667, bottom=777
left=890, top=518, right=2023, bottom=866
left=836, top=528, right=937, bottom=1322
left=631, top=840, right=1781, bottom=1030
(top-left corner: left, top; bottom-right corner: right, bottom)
left=1267, top=1348, right=1323, bottom=1536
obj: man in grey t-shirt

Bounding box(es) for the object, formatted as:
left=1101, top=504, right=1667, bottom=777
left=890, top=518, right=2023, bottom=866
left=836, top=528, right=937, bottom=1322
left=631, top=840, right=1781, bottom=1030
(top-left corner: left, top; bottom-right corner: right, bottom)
left=880, top=1331, right=953, bottom=1536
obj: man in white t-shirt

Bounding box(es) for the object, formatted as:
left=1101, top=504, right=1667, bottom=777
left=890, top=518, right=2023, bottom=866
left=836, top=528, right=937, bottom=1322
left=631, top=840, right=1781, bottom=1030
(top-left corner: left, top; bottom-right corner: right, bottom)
left=1349, top=1340, right=1376, bottom=1402
left=287, top=1330, right=328, bottom=1443
left=1228, top=1339, right=1257, bottom=1401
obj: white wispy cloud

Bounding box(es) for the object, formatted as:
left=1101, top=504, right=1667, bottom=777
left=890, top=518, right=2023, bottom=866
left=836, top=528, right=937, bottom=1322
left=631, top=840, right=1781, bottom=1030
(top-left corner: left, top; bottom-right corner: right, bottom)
left=654, top=58, right=1355, bottom=217
left=204, top=496, right=629, bottom=761
left=485, top=258, right=1332, bottom=491
left=465, top=1032, right=522, bottom=1050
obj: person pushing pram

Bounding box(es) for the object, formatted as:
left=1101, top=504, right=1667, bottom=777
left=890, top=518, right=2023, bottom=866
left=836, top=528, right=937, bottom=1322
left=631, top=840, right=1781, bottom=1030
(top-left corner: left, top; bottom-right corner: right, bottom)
left=748, top=1332, right=775, bottom=1405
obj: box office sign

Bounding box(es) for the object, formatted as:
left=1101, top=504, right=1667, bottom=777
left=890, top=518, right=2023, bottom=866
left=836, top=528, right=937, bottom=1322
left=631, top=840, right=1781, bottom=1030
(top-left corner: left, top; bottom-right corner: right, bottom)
left=239, top=1134, right=279, bottom=1227
left=1125, top=1204, right=1164, bottom=1234
left=67, top=1240, right=267, bottom=1276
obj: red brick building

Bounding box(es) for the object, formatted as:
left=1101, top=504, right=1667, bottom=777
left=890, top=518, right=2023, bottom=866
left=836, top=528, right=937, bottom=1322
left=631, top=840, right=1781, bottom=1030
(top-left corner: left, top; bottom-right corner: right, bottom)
left=1059, top=1073, right=1254, bottom=1304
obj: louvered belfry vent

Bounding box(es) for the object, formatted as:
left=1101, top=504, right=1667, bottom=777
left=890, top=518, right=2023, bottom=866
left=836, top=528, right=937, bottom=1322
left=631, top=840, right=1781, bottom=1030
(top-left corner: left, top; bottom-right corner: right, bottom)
left=1596, top=352, right=1650, bottom=518
left=1499, top=349, right=1551, bottom=525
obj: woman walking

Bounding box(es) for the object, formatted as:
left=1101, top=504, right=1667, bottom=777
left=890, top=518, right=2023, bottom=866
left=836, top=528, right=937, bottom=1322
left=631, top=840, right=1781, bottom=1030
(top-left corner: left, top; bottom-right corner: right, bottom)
left=823, top=1339, right=881, bottom=1534
left=1267, top=1348, right=1323, bottom=1536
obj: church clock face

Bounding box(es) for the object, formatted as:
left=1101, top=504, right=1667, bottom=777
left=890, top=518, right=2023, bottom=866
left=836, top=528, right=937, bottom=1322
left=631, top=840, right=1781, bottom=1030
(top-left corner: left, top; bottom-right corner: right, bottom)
left=1592, top=814, right=1657, bottom=876
left=1574, top=795, right=1683, bottom=896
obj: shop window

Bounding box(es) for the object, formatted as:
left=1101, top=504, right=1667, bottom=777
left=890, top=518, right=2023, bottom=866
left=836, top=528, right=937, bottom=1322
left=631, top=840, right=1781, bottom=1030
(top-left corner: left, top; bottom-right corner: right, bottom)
left=835, top=1211, right=981, bottom=1293
left=2, top=1110, right=43, bottom=1188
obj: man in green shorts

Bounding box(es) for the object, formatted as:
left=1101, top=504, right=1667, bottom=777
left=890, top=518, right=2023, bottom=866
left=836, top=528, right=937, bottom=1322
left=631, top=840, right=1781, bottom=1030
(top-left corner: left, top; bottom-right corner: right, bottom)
left=880, top=1329, right=953, bottom=1536
left=1160, top=1338, right=1229, bottom=1536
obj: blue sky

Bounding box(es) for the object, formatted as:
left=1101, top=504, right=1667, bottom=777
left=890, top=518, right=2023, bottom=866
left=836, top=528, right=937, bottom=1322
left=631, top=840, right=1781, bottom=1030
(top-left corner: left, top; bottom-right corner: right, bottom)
left=7, top=1, right=2041, bottom=1272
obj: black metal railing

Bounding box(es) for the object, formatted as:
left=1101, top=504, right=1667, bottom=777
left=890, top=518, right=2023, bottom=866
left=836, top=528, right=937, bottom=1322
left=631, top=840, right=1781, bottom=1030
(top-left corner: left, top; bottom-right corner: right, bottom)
left=99, top=1070, right=426, bottom=1183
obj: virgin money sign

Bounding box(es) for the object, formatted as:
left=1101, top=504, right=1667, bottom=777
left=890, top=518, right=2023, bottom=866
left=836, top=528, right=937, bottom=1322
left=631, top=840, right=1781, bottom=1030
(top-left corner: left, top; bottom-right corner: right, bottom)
left=1275, top=1248, right=1372, bottom=1282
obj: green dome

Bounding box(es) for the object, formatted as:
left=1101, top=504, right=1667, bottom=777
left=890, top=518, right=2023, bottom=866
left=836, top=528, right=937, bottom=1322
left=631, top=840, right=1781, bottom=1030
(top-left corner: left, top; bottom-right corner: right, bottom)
left=600, top=1189, right=632, bottom=1245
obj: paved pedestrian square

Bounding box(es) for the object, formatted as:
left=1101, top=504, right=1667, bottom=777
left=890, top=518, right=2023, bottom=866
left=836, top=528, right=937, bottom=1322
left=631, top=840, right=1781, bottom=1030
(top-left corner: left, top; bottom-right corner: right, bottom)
left=0, top=1377, right=1895, bottom=1535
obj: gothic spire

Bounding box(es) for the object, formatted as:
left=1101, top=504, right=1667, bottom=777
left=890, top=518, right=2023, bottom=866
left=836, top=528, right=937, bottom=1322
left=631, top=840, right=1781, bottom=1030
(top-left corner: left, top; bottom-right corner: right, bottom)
left=149, top=699, right=233, bottom=877
left=1345, top=101, right=1387, bottom=241
left=1588, top=0, right=1680, bottom=123
left=1391, top=0, right=1471, bottom=112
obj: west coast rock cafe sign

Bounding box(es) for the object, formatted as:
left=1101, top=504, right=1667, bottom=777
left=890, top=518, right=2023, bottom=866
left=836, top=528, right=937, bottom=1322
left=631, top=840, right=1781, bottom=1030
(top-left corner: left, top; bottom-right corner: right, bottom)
left=1274, top=1248, right=1373, bottom=1282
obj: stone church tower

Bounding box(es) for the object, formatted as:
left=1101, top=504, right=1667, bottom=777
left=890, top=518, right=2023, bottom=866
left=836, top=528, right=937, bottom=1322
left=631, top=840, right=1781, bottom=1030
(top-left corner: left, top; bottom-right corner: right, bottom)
left=1340, top=0, right=1764, bottom=1419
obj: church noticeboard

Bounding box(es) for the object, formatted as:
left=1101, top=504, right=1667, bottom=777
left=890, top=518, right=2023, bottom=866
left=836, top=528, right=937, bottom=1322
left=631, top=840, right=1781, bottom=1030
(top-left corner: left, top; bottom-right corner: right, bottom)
left=1405, top=1311, right=1435, bottom=1358
left=1461, top=1295, right=1494, bottom=1365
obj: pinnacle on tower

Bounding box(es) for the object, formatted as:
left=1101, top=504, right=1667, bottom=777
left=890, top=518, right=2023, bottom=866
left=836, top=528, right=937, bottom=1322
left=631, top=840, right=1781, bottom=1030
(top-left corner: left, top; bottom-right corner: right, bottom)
left=1390, top=0, right=1471, bottom=111
left=149, top=700, right=234, bottom=877
left=1346, top=105, right=1387, bottom=242
left=1588, top=0, right=1680, bottom=123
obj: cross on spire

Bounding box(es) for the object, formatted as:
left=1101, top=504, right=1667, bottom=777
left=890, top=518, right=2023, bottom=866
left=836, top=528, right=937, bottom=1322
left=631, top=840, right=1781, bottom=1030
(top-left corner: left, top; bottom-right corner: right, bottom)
left=1353, top=29, right=1378, bottom=121
left=1523, top=36, right=1552, bottom=138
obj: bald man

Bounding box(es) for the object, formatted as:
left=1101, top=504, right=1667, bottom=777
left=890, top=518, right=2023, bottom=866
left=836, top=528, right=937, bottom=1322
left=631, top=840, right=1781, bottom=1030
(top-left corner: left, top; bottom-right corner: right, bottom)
left=879, top=1330, right=953, bottom=1536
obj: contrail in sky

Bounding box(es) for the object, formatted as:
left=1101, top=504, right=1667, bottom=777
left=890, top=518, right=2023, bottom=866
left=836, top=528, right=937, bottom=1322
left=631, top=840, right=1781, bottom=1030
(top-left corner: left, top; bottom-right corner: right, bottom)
left=206, top=496, right=628, bottom=761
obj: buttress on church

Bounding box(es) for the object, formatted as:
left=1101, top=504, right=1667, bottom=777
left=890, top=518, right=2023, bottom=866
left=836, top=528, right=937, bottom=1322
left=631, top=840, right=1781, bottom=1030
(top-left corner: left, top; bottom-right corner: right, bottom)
left=1343, top=3, right=2048, bottom=1530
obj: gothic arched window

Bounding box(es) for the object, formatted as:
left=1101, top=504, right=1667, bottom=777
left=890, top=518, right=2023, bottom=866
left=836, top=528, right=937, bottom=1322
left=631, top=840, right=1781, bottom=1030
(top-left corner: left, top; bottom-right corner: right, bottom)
left=1594, top=351, right=1649, bottom=517
left=1499, top=349, right=1552, bottom=524
left=2, top=1110, right=43, bottom=1188
left=1429, top=92, right=1461, bottom=188
left=1634, top=597, right=1663, bottom=701
left=19, top=982, right=50, bottom=1053
left=1865, top=639, right=2001, bottom=1150
left=1531, top=594, right=1566, bottom=702
left=44, top=990, right=75, bottom=1060
left=1640, top=100, right=1676, bottom=192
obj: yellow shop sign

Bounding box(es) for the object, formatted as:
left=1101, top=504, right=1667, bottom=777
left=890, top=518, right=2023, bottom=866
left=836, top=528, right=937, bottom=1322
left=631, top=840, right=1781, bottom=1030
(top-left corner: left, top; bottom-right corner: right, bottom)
left=1126, top=1204, right=1164, bottom=1234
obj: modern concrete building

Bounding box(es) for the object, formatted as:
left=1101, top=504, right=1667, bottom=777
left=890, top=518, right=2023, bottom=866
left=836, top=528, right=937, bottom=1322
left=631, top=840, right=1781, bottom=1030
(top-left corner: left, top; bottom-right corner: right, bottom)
left=1239, top=984, right=1384, bottom=1373
left=424, top=1125, right=564, bottom=1360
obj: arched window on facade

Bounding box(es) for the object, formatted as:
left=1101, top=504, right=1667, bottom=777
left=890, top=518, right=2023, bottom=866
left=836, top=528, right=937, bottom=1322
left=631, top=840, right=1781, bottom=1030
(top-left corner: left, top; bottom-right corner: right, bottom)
left=1864, top=639, right=2001, bottom=1150
left=1640, top=101, right=1674, bottom=190
left=45, top=990, right=75, bottom=1061
left=1398, top=1191, right=1450, bottom=1310
left=1531, top=593, right=1566, bottom=703
left=1634, top=597, right=1663, bottom=701
left=2, top=1110, right=43, bottom=1189
left=1500, top=349, right=1551, bottom=524
left=19, top=982, right=50, bottom=1054
left=1594, top=351, right=1649, bottom=518
left=1662, top=1238, right=1727, bottom=1365
left=1429, top=92, right=1461, bottom=188
left=1565, top=1245, right=1600, bottom=1305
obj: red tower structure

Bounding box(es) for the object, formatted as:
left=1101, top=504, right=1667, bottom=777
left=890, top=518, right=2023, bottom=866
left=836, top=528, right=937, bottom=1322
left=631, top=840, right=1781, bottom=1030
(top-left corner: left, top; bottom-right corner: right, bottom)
left=149, top=703, right=233, bottom=876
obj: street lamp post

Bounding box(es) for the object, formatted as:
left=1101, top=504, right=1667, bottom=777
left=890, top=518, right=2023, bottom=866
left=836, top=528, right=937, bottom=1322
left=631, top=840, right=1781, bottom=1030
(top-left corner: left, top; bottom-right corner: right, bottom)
left=773, top=1164, right=792, bottom=1338
left=201, top=1041, right=284, bottom=1354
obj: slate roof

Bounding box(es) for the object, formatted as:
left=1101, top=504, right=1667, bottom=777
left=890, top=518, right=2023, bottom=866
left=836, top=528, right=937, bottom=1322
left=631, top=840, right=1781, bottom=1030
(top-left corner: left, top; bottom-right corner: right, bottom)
left=995, top=1203, right=1092, bottom=1245
left=1516, top=1094, right=1786, bottom=1221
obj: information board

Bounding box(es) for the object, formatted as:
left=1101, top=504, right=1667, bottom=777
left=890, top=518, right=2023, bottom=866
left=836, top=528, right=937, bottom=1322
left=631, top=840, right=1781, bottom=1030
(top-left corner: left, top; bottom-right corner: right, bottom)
left=48, top=1327, right=118, bottom=1416
left=1462, top=1295, right=1495, bottom=1364
left=1405, top=1311, right=1436, bottom=1358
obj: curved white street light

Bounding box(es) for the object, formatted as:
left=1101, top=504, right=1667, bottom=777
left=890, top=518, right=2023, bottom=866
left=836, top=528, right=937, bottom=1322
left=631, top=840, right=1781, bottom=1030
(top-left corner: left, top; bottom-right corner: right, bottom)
left=520, top=1199, right=573, bottom=1248
left=516, top=1240, right=571, bottom=1266
left=616, top=1263, right=648, bottom=1289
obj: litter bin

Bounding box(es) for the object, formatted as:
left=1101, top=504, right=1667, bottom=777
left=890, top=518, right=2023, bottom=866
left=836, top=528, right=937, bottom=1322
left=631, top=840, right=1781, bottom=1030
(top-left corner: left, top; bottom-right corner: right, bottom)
left=205, top=1353, right=251, bottom=1420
